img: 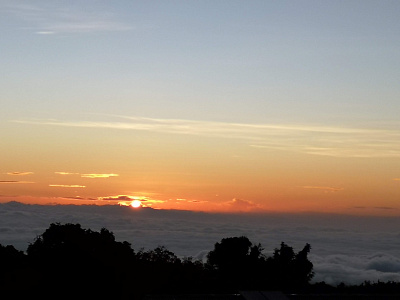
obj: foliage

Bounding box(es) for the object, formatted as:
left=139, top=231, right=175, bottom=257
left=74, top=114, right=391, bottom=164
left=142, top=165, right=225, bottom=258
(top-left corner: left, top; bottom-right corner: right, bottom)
left=3, top=222, right=399, bottom=299
left=206, top=237, right=313, bottom=290
left=266, top=242, right=314, bottom=289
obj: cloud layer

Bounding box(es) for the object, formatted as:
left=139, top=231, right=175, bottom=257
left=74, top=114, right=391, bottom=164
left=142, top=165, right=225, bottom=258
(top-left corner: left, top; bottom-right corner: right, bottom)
left=13, top=116, right=400, bottom=158
left=1, top=202, right=399, bottom=286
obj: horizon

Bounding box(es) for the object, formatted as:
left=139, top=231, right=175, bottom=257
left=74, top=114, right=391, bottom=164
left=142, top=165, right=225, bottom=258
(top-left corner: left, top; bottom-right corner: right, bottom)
left=3, top=200, right=400, bottom=219
left=1, top=1, right=400, bottom=216
left=2, top=201, right=400, bottom=286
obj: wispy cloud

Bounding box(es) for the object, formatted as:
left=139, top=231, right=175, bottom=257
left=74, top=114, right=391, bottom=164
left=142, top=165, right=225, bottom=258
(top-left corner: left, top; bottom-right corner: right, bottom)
left=7, top=172, right=33, bottom=176
left=81, top=173, right=119, bottom=179
left=36, top=31, right=55, bottom=35
left=14, top=115, right=400, bottom=158
left=302, top=186, right=344, bottom=193
left=55, top=172, right=118, bottom=178
left=97, top=194, right=155, bottom=207
left=0, top=180, right=34, bottom=184
left=98, top=195, right=135, bottom=201
left=2, top=2, right=133, bottom=34
left=49, top=184, right=86, bottom=188
left=374, top=206, right=397, bottom=210
left=55, top=172, right=79, bottom=175
left=393, top=178, right=400, bottom=181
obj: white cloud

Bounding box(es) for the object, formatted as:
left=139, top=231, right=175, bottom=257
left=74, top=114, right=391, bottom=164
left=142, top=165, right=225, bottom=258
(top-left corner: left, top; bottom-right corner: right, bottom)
left=312, top=253, right=400, bottom=285
left=13, top=116, right=400, bottom=158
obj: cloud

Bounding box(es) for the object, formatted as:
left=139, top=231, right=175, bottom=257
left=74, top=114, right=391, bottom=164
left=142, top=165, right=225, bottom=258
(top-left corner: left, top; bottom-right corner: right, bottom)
left=0, top=181, right=34, bottom=184
left=61, top=196, right=83, bottom=200
left=373, top=206, right=397, bottom=210
left=7, top=172, right=34, bottom=176
left=81, top=173, right=119, bottom=179
left=98, top=195, right=134, bottom=201
left=49, top=184, right=86, bottom=188
left=1, top=202, right=400, bottom=285
left=302, top=186, right=344, bottom=193
left=225, top=198, right=260, bottom=212
left=97, top=195, right=153, bottom=206
left=96, top=194, right=169, bottom=207
left=55, top=172, right=118, bottom=178
left=35, top=31, right=55, bottom=35
left=13, top=115, right=400, bottom=158
left=312, top=253, right=400, bottom=285
left=55, top=172, right=79, bottom=175
left=2, top=2, right=133, bottom=34
left=393, top=178, right=400, bottom=181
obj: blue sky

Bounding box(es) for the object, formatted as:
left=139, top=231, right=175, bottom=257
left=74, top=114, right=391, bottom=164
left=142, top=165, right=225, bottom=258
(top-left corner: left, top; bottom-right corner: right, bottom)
left=2, top=0, right=399, bottom=123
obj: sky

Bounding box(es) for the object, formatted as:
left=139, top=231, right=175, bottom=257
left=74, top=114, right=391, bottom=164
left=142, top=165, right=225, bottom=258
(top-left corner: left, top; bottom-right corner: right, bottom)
left=1, top=1, right=400, bottom=214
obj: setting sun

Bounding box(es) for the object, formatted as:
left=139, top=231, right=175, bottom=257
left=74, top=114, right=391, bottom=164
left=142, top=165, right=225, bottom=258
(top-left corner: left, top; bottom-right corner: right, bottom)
left=131, top=200, right=141, bottom=208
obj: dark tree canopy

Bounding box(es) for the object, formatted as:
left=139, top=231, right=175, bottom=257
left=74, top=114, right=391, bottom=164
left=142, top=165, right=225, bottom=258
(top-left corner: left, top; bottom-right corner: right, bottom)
left=267, top=242, right=314, bottom=289
left=206, top=237, right=313, bottom=290
left=0, top=223, right=319, bottom=298
left=26, top=223, right=135, bottom=299
left=27, top=222, right=133, bottom=260
left=1, top=223, right=400, bottom=299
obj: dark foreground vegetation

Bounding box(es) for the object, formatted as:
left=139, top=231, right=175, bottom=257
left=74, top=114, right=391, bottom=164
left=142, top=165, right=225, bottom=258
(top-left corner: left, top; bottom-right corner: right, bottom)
left=0, top=223, right=399, bottom=299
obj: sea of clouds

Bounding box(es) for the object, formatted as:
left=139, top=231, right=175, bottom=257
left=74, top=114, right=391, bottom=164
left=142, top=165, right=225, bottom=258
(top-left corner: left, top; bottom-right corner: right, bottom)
left=1, top=201, right=400, bottom=286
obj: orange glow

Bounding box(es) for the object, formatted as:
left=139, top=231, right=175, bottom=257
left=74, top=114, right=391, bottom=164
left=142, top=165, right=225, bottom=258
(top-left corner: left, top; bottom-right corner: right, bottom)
left=131, top=200, right=141, bottom=208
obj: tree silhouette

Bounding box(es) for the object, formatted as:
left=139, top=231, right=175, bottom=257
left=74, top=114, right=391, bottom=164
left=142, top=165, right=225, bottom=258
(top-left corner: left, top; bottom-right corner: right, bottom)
left=267, top=242, right=314, bottom=289
left=137, top=245, right=180, bottom=264
left=27, top=223, right=134, bottom=298
left=0, top=244, right=26, bottom=282
left=0, top=223, right=319, bottom=298
left=207, top=237, right=314, bottom=291
left=3, top=222, right=400, bottom=297
left=206, top=236, right=267, bottom=290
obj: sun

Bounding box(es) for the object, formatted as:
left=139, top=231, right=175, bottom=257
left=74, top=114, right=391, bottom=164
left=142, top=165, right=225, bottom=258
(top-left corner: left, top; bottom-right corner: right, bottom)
left=131, top=200, right=142, bottom=208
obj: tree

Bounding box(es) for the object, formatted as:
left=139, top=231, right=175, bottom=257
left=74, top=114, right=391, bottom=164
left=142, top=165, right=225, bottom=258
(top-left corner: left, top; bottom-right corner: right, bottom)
left=267, top=242, right=314, bottom=289
left=136, top=245, right=180, bottom=264
left=26, top=223, right=135, bottom=298
left=207, top=237, right=314, bottom=291
left=0, top=244, right=26, bottom=280
left=27, top=223, right=133, bottom=261
left=206, top=236, right=266, bottom=289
